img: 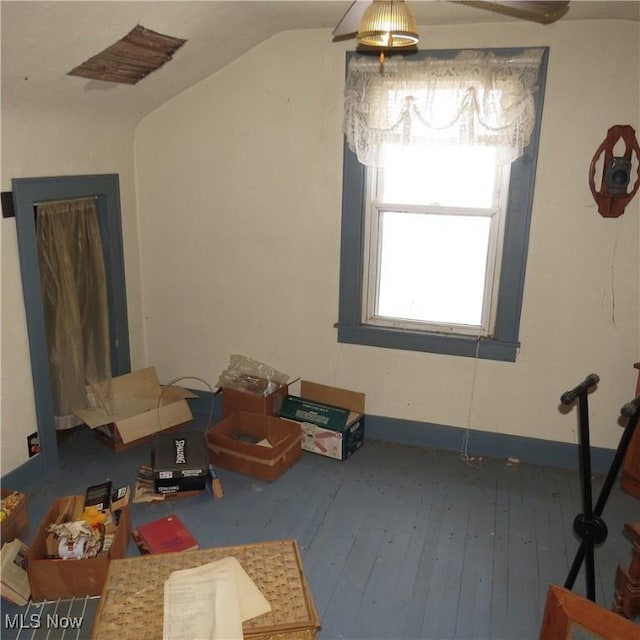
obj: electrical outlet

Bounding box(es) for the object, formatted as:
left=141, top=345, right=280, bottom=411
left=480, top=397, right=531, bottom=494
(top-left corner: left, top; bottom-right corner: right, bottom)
left=27, top=432, right=40, bottom=457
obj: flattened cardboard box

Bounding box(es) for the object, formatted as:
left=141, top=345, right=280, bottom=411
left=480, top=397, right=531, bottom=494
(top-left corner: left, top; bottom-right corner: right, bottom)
left=28, top=496, right=131, bottom=601
left=74, top=367, right=195, bottom=444
left=279, top=381, right=365, bottom=461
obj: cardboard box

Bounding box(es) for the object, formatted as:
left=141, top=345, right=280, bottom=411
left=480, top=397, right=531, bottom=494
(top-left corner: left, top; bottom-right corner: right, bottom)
left=27, top=496, right=131, bottom=601
left=93, top=421, right=190, bottom=453
left=221, top=384, right=289, bottom=418
left=151, top=430, right=209, bottom=493
left=0, top=489, right=28, bottom=545
left=279, top=381, right=365, bottom=461
left=206, top=412, right=302, bottom=481
left=74, top=367, right=196, bottom=446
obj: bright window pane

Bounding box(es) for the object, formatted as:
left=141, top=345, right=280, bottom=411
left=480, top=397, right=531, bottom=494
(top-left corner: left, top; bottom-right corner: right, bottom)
left=380, top=144, right=498, bottom=208
left=376, top=211, right=491, bottom=326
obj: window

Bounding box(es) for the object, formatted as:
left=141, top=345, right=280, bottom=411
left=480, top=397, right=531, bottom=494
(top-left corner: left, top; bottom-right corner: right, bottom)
left=337, top=48, right=549, bottom=361
left=364, top=142, right=509, bottom=336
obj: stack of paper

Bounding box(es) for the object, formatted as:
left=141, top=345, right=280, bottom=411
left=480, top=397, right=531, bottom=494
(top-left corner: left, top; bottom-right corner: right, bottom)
left=163, top=556, right=271, bottom=640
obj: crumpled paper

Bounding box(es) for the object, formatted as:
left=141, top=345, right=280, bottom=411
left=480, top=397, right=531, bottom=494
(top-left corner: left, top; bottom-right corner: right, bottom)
left=46, top=520, right=103, bottom=558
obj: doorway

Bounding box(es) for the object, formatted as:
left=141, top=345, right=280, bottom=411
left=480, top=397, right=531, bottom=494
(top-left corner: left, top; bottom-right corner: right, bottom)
left=13, top=174, right=131, bottom=474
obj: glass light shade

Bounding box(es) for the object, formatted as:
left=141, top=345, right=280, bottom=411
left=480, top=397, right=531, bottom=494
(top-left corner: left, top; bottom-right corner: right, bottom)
left=357, top=0, right=419, bottom=48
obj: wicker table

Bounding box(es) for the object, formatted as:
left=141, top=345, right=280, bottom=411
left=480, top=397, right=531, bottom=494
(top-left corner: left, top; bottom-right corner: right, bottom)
left=91, top=539, right=320, bottom=640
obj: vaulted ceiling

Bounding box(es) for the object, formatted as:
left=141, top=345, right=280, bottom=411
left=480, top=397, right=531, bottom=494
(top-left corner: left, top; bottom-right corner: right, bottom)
left=2, top=1, right=639, bottom=122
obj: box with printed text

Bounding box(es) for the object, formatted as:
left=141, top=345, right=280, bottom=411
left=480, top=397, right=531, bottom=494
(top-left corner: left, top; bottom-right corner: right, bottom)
left=151, top=430, right=209, bottom=493
left=279, top=381, right=365, bottom=461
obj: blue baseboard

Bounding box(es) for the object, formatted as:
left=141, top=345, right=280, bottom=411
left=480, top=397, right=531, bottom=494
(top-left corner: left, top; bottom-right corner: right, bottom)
left=2, top=391, right=617, bottom=492
left=365, top=414, right=616, bottom=474
left=1, top=454, right=47, bottom=492
left=193, top=388, right=615, bottom=474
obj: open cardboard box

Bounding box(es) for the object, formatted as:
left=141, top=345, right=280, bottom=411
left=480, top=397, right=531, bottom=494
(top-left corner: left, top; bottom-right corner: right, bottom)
left=279, top=381, right=366, bottom=460
left=207, top=412, right=302, bottom=481
left=74, top=367, right=196, bottom=446
left=221, top=383, right=290, bottom=418
left=28, top=496, right=131, bottom=601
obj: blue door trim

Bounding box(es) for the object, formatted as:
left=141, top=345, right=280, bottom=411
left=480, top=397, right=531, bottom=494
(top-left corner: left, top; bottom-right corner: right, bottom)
left=10, top=174, right=130, bottom=479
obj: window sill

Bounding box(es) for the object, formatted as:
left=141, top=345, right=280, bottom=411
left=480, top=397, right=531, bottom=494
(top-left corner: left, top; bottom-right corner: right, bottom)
left=336, top=323, right=518, bottom=362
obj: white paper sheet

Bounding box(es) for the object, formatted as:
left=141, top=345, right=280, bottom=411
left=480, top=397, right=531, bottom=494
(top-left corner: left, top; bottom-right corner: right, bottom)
left=163, top=556, right=271, bottom=640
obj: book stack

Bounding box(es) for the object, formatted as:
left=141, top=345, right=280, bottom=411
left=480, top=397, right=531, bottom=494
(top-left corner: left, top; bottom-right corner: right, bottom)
left=133, top=464, right=222, bottom=503
left=1, top=538, right=30, bottom=605
left=133, top=465, right=167, bottom=503
left=131, top=514, right=199, bottom=555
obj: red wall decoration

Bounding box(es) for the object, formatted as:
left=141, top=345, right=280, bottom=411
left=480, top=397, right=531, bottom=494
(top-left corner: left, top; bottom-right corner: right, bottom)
left=588, top=125, right=639, bottom=218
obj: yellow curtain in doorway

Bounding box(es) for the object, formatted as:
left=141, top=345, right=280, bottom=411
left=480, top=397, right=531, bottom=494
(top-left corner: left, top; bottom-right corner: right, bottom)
left=36, top=198, right=113, bottom=429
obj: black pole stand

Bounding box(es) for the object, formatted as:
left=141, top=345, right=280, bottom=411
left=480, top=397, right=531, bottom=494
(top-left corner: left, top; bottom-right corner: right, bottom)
left=561, top=374, right=640, bottom=603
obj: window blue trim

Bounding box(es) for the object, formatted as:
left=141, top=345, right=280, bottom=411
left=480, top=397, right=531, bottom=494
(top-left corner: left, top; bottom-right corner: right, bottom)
left=336, top=47, right=550, bottom=362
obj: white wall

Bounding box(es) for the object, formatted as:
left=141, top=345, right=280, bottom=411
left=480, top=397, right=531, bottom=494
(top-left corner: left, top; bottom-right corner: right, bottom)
left=135, top=21, right=639, bottom=453
left=2, top=19, right=638, bottom=476
left=0, top=108, right=144, bottom=474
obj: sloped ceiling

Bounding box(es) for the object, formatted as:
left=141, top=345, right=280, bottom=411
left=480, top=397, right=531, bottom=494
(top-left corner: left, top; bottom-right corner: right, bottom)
left=2, top=1, right=639, bottom=123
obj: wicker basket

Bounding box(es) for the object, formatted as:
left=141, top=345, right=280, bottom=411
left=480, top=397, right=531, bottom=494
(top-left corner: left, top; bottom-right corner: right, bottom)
left=91, top=538, right=320, bottom=640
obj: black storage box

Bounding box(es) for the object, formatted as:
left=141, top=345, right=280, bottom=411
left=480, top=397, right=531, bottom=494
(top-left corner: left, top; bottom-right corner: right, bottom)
left=151, top=431, right=209, bottom=493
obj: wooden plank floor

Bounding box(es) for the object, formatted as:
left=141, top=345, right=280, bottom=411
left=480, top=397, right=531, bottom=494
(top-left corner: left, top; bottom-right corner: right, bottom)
left=1, top=424, right=638, bottom=639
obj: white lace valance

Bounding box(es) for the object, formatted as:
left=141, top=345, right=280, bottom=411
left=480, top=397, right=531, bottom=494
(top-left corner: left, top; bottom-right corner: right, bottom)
left=343, top=49, right=545, bottom=167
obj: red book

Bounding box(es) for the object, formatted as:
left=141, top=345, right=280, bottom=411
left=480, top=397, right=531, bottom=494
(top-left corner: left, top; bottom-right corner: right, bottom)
left=134, top=514, right=199, bottom=554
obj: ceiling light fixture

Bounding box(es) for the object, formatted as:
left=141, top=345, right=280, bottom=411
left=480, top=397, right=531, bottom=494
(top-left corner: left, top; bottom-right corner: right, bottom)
left=356, top=0, right=419, bottom=63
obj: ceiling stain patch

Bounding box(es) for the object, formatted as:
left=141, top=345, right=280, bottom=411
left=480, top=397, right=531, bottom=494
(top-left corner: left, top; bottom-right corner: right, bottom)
left=68, top=25, right=186, bottom=85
